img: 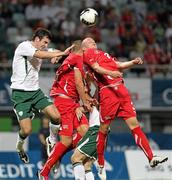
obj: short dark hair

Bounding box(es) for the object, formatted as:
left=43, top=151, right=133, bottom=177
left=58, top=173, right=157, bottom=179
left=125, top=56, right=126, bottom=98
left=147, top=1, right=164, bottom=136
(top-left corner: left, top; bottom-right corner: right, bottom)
left=32, top=28, right=52, bottom=41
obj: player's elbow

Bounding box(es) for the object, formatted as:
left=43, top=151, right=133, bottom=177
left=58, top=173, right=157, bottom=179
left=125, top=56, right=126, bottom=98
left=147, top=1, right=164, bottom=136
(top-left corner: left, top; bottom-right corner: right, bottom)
left=93, top=66, right=99, bottom=73
left=92, top=65, right=101, bottom=73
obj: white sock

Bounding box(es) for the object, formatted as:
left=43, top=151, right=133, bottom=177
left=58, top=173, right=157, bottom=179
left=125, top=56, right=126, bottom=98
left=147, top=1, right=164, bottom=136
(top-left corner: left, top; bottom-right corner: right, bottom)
left=16, top=134, right=25, bottom=151
left=17, top=134, right=24, bottom=142
left=85, top=170, right=95, bottom=180
left=73, top=162, right=85, bottom=180
left=49, top=122, right=60, bottom=143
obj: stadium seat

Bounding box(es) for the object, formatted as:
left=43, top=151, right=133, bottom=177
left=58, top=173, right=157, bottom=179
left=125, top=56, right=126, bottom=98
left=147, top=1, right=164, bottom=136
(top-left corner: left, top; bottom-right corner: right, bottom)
left=7, top=27, right=18, bottom=44
left=22, top=27, right=33, bottom=38
left=12, top=13, right=25, bottom=24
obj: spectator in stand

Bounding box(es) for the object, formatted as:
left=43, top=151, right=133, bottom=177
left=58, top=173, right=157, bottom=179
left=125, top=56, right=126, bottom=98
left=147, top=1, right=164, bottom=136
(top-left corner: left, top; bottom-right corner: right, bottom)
left=101, top=7, right=119, bottom=30
left=135, top=34, right=146, bottom=55
left=61, top=15, right=76, bottom=37
left=153, top=23, right=165, bottom=44
left=53, top=0, right=68, bottom=26
left=145, top=11, right=158, bottom=26
left=165, top=21, right=172, bottom=39
left=41, top=0, right=58, bottom=28
left=25, top=0, right=44, bottom=21
left=103, top=29, right=121, bottom=57
left=144, top=45, right=158, bottom=76
left=121, top=31, right=137, bottom=58
left=121, top=8, right=134, bottom=25
left=141, top=21, right=154, bottom=44
left=0, top=51, right=9, bottom=64
left=93, top=0, right=106, bottom=18
left=155, top=48, right=171, bottom=76
left=0, top=3, right=13, bottom=26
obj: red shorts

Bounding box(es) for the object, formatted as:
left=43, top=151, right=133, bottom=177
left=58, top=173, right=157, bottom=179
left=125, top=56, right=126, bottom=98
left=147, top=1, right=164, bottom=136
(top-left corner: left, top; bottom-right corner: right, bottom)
left=53, top=96, right=88, bottom=136
left=99, top=83, right=136, bottom=124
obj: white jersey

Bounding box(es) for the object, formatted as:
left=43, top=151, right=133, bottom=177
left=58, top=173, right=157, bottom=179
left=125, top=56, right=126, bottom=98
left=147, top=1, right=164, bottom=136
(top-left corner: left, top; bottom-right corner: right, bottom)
left=89, top=106, right=100, bottom=127
left=11, top=41, right=42, bottom=91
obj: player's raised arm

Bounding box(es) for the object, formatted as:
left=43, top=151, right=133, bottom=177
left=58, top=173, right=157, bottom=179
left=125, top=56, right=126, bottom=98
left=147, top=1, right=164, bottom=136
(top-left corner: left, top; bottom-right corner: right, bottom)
left=91, top=62, right=123, bottom=78
left=33, top=45, right=74, bottom=59
left=118, top=57, right=143, bottom=70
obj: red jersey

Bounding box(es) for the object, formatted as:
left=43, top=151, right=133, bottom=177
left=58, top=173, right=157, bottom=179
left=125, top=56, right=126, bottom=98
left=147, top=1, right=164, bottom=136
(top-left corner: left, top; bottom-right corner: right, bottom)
left=83, top=48, right=123, bottom=89
left=50, top=53, right=84, bottom=100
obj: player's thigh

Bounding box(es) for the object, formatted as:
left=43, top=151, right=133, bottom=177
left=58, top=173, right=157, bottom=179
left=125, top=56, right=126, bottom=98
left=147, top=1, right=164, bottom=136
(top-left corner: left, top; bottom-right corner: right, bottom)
left=42, top=104, right=60, bottom=121
left=71, top=149, right=86, bottom=163
left=117, top=96, right=137, bottom=126
left=76, top=124, right=89, bottom=137
left=77, top=126, right=98, bottom=159
left=99, top=89, right=119, bottom=124
left=74, top=114, right=89, bottom=136
left=12, top=90, right=34, bottom=121
left=58, top=111, right=75, bottom=137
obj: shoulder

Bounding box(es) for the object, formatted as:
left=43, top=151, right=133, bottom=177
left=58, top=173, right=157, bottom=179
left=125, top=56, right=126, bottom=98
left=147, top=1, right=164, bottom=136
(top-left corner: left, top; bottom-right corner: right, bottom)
left=85, top=48, right=95, bottom=54
left=85, top=48, right=101, bottom=57
left=18, top=40, right=30, bottom=47
left=68, top=53, right=82, bottom=64
left=17, top=41, right=32, bottom=50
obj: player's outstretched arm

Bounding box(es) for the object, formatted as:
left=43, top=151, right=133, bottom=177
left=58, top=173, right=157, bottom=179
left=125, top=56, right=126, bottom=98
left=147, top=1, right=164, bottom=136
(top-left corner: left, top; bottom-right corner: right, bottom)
left=91, top=62, right=123, bottom=78
left=33, top=45, right=74, bottom=59
left=118, top=57, right=143, bottom=70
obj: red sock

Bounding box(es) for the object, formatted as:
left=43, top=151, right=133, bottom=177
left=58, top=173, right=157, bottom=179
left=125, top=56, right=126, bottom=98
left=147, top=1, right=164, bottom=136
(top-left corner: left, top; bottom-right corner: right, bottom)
left=132, top=126, right=153, bottom=161
left=97, top=131, right=107, bottom=167
left=72, top=132, right=82, bottom=148
left=40, top=142, right=67, bottom=176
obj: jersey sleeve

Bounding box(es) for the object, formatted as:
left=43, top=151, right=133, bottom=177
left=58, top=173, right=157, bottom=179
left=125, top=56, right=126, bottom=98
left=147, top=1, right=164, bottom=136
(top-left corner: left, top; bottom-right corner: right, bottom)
left=17, top=41, right=37, bottom=57
left=84, top=48, right=97, bottom=66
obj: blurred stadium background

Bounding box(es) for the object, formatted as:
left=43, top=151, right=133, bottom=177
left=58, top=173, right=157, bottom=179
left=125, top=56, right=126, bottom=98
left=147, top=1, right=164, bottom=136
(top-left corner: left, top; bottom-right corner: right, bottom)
left=0, top=0, right=172, bottom=179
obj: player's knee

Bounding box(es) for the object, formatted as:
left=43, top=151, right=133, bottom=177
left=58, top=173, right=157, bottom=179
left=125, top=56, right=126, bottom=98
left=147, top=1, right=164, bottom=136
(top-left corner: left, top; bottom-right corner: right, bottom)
left=71, top=153, right=78, bottom=163
left=52, top=116, right=61, bottom=125
left=22, top=127, right=32, bottom=136
left=51, top=112, right=61, bottom=124
left=45, top=105, right=61, bottom=124
left=71, top=152, right=83, bottom=164
left=61, top=137, right=72, bottom=147
left=84, top=163, right=92, bottom=171
left=126, top=117, right=139, bottom=130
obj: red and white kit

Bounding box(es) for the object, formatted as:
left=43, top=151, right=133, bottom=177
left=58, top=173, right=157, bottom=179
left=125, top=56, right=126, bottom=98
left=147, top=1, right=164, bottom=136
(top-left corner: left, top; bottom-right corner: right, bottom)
left=84, top=48, right=136, bottom=124
left=50, top=53, right=88, bottom=136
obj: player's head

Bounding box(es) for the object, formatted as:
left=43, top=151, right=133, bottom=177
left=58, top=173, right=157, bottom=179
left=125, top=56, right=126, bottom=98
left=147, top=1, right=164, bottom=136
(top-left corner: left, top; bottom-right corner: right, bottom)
left=81, top=37, right=97, bottom=51
left=32, top=28, right=52, bottom=50
left=71, top=40, right=82, bottom=54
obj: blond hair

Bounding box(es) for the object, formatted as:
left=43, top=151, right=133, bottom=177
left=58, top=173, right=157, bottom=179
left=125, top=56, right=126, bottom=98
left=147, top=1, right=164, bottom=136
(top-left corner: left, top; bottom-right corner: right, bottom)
left=71, top=40, right=82, bottom=52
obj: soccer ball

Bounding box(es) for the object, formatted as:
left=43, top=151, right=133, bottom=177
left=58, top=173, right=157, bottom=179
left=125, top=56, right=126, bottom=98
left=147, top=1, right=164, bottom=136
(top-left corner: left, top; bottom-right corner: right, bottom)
left=80, top=8, right=98, bottom=26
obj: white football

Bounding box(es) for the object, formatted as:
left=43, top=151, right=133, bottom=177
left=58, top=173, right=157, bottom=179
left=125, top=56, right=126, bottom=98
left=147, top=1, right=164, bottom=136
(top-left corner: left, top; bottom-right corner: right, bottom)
left=80, top=8, right=98, bottom=26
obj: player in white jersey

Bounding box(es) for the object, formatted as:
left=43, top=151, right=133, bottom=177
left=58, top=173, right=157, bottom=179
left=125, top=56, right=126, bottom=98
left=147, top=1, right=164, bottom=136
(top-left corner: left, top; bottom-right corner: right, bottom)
left=10, top=28, right=73, bottom=164
left=71, top=106, right=107, bottom=180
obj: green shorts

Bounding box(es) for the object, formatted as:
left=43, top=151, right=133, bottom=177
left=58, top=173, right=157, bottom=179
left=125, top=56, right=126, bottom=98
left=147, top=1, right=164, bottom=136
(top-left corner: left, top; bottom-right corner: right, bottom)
left=77, top=126, right=99, bottom=159
left=11, top=89, right=52, bottom=120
